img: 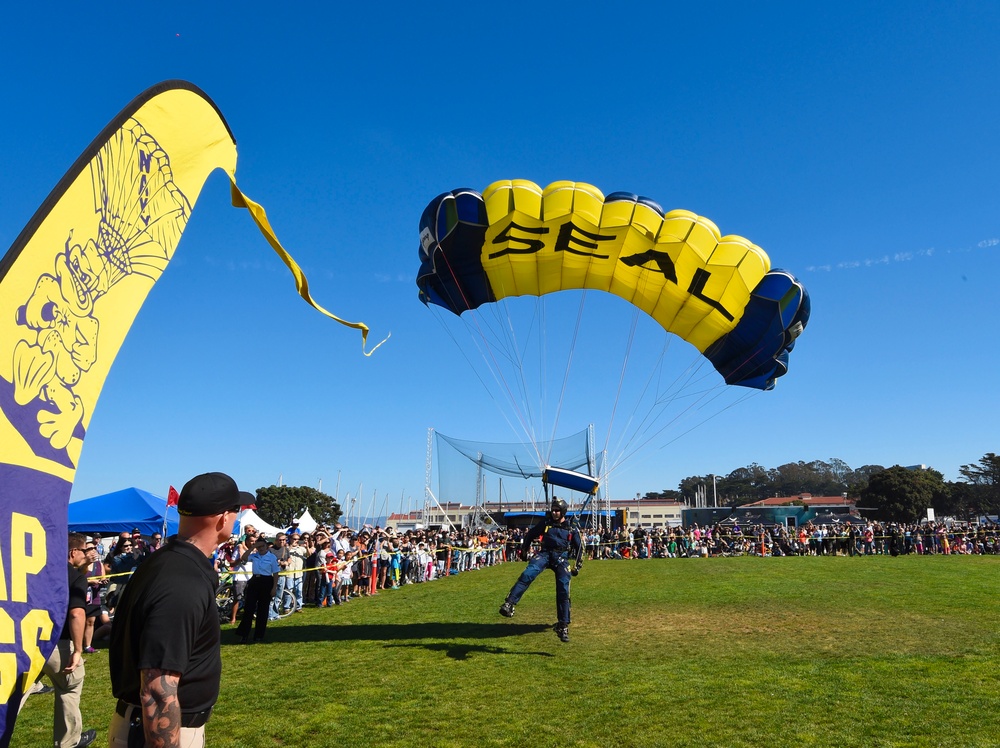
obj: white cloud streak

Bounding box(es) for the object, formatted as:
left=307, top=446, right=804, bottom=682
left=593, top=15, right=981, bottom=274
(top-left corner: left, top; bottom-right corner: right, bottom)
left=806, top=238, right=995, bottom=272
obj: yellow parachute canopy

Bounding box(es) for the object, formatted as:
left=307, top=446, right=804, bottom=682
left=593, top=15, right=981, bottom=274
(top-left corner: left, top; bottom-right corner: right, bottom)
left=421, top=179, right=772, bottom=352
left=417, top=179, right=809, bottom=390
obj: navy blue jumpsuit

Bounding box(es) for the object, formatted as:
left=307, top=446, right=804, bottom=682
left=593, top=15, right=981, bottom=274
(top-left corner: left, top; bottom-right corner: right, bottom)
left=505, top=516, right=581, bottom=625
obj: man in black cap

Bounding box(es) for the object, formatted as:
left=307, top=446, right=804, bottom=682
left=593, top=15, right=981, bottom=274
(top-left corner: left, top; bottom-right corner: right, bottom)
left=108, top=472, right=243, bottom=747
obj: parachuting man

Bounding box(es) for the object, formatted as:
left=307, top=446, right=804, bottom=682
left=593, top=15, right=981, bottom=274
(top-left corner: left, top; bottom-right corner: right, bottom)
left=499, top=497, right=581, bottom=642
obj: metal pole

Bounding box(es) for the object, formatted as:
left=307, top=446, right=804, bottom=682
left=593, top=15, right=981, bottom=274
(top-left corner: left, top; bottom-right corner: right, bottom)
left=602, top=449, right=610, bottom=532
left=425, top=428, right=434, bottom=530
left=426, top=487, right=458, bottom=532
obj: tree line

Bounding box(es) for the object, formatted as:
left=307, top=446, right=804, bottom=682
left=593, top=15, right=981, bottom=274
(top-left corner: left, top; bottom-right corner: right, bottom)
left=645, top=453, right=1000, bottom=523
left=251, top=484, right=342, bottom=528
left=248, top=454, right=999, bottom=528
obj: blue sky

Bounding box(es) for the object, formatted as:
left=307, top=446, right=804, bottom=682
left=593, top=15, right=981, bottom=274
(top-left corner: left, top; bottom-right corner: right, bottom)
left=2, top=2, right=997, bottom=515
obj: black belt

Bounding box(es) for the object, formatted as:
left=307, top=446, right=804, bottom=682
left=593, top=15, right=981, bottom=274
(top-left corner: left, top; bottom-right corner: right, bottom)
left=116, top=699, right=212, bottom=728
left=252, top=574, right=272, bottom=579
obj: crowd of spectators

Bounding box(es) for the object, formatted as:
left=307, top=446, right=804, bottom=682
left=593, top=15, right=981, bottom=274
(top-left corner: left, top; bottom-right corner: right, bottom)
left=215, top=523, right=508, bottom=612
left=569, top=521, right=1000, bottom=559
left=79, top=528, right=163, bottom=652
left=78, top=519, right=1000, bottom=635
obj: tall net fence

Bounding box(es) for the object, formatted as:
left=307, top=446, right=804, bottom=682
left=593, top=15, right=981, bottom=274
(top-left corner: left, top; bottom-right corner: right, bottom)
left=434, top=427, right=602, bottom=509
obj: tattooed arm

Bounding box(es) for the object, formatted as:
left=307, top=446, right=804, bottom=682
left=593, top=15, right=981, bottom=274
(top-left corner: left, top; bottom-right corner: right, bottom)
left=139, top=667, right=183, bottom=748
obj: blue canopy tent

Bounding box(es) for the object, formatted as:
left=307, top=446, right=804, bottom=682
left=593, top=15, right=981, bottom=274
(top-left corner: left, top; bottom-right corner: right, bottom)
left=68, top=487, right=179, bottom=536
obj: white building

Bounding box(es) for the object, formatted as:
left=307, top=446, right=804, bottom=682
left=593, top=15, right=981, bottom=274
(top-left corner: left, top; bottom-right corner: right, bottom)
left=385, top=497, right=687, bottom=531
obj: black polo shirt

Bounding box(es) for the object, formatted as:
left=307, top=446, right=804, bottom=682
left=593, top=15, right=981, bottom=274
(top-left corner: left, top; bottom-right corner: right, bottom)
left=109, top=537, right=221, bottom=714
left=61, top=563, right=88, bottom=640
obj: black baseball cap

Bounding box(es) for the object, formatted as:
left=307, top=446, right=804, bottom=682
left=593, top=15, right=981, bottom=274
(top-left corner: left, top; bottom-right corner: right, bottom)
left=177, top=472, right=242, bottom=517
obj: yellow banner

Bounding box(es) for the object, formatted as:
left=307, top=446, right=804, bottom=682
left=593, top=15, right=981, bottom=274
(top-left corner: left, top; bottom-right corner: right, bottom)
left=0, top=80, right=376, bottom=744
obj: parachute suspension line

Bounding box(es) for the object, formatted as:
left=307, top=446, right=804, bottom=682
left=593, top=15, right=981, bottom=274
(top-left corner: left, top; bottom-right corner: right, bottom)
left=613, top=333, right=677, bottom=458
left=429, top=304, right=539, bottom=459
left=430, top=242, right=771, bottom=487
left=434, top=244, right=478, bottom=314
left=600, top=303, right=642, bottom=465
left=601, top=265, right=690, bottom=479
left=462, top=289, right=548, bottom=469
left=603, top=322, right=717, bottom=476
left=430, top=310, right=500, bottom=397
left=635, top=341, right=721, bottom=424
left=647, top=387, right=759, bottom=453
left=614, top=262, right=710, bottom=456
left=606, top=371, right=720, bottom=477
left=605, top=382, right=758, bottom=482
left=545, top=290, right=588, bottom=465
left=465, top=306, right=543, bottom=462
left=616, top=345, right=713, bottom=457
left=536, top=296, right=548, bottom=462
left=493, top=295, right=544, bottom=466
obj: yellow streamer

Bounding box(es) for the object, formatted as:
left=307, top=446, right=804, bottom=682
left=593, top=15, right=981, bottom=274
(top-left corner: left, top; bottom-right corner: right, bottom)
left=230, top=183, right=390, bottom=356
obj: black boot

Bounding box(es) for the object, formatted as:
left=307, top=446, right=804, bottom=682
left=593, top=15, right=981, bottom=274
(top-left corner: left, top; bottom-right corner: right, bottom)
left=499, top=600, right=516, bottom=617
left=555, top=623, right=569, bottom=642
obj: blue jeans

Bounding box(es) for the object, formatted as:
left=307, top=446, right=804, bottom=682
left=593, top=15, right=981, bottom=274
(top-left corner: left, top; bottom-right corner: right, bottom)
left=270, top=574, right=289, bottom=619
left=287, top=575, right=303, bottom=607
left=505, top=550, right=572, bottom=624
left=317, top=576, right=333, bottom=606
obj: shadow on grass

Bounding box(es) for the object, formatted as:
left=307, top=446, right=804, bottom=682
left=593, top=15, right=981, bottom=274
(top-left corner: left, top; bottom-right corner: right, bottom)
left=227, top=621, right=556, bottom=659
left=383, top=641, right=555, bottom=660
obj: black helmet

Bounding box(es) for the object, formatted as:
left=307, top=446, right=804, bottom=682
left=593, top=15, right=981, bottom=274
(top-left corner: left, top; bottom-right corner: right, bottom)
left=551, top=498, right=568, bottom=516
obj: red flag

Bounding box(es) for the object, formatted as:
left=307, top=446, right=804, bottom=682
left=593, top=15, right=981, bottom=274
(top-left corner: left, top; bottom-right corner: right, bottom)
left=167, top=485, right=179, bottom=507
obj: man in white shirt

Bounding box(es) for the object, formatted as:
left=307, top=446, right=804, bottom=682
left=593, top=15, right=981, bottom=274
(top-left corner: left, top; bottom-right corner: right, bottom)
left=235, top=538, right=278, bottom=643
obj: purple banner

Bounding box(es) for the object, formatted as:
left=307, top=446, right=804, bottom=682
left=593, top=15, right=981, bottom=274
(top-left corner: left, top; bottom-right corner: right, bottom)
left=0, top=463, right=71, bottom=748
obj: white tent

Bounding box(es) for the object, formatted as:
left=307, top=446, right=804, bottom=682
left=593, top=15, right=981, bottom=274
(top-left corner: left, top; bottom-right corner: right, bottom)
left=296, top=508, right=318, bottom=532
left=235, top=508, right=284, bottom=538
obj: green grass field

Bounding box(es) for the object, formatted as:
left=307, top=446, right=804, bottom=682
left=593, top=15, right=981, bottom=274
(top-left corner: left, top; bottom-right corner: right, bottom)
left=14, top=556, right=1000, bottom=747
